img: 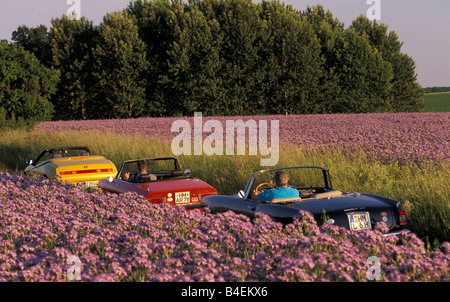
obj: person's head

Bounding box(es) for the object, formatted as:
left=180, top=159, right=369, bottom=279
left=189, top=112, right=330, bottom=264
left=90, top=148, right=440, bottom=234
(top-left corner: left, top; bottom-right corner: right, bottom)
left=137, top=160, right=147, bottom=172
left=273, top=171, right=289, bottom=187
left=49, top=149, right=56, bottom=158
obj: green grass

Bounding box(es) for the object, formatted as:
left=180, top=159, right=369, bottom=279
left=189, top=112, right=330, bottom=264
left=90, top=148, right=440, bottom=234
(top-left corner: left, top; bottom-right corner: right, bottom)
left=0, top=129, right=449, bottom=243
left=424, top=91, right=450, bottom=112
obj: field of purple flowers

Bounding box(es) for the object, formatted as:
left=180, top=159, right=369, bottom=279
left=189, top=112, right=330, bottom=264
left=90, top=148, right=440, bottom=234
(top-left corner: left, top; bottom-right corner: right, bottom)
left=0, top=173, right=448, bottom=282
left=35, top=112, right=450, bottom=165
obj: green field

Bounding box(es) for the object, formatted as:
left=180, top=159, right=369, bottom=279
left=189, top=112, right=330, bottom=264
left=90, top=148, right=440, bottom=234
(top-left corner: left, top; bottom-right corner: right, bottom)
left=424, top=91, right=450, bottom=112
left=0, top=129, right=448, bottom=244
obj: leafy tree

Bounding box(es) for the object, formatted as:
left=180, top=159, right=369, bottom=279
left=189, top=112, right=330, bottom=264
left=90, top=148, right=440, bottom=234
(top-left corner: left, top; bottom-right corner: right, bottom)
left=130, top=1, right=222, bottom=116
left=127, top=0, right=178, bottom=116
left=258, top=1, right=324, bottom=114
left=11, top=25, right=53, bottom=67
left=424, top=86, right=450, bottom=93
left=129, top=0, right=224, bottom=116
left=209, top=0, right=270, bottom=115
left=166, top=3, right=222, bottom=116
left=299, top=5, right=346, bottom=113
left=350, top=16, right=424, bottom=112
left=50, top=16, right=99, bottom=120
left=333, top=27, right=393, bottom=113
left=38, top=1, right=423, bottom=119
left=92, top=11, right=149, bottom=118
left=0, top=41, right=58, bottom=124
left=301, top=6, right=393, bottom=113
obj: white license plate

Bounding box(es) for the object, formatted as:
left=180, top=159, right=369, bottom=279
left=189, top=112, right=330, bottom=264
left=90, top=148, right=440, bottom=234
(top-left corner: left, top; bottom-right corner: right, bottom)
left=175, top=192, right=190, bottom=204
left=347, top=212, right=372, bottom=231
left=78, top=181, right=99, bottom=188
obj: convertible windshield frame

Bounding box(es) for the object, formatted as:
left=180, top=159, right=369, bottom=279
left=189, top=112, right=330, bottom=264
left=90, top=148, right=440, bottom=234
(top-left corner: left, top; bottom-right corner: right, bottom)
left=31, top=146, right=91, bottom=165
left=116, top=157, right=180, bottom=179
left=241, top=166, right=332, bottom=200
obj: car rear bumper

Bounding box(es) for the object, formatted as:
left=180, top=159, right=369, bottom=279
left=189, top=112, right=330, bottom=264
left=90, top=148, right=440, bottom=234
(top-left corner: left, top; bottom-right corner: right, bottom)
left=383, top=229, right=411, bottom=236
left=183, top=203, right=204, bottom=211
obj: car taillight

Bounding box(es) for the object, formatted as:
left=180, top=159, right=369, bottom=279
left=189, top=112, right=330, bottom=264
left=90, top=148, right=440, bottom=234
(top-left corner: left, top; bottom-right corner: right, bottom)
left=397, top=202, right=407, bottom=225
left=148, top=198, right=166, bottom=204
left=59, top=168, right=113, bottom=175
left=199, top=192, right=217, bottom=201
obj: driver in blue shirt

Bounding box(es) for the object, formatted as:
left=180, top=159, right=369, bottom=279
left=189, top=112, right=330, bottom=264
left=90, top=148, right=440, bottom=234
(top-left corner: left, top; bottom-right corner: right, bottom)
left=252, top=171, right=299, bottom=201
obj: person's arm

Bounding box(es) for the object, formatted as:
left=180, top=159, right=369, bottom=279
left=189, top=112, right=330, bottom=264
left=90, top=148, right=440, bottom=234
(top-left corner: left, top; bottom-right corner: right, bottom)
left=251, top=189, right=259, bottom=201
left=255, top=189, right=271, bottom=202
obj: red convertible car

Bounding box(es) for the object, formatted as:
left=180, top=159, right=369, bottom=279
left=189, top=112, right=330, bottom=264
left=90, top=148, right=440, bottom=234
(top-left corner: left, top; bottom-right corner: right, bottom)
left=98, top=157, right=217, bottom=210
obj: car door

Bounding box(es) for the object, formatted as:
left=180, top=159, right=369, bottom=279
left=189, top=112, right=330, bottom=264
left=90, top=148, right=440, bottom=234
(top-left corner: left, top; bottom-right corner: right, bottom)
left=227, top=197, right=260, bottom=218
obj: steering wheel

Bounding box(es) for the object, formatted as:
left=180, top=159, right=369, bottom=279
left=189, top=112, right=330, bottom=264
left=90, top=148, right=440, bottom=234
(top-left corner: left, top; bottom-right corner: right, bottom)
left=123, top=170, right=138, bottom=181
left=255, top=182, right=275, bottom=193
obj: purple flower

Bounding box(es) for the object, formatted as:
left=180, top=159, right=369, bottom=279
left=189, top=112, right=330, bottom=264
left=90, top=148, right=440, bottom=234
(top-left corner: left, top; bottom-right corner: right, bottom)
left=0, top=172, right=448, bottom=282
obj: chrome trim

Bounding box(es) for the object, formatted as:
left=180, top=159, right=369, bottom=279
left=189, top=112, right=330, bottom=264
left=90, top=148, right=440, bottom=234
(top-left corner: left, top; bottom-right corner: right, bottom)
left=383, top=229, right=411, bottom=236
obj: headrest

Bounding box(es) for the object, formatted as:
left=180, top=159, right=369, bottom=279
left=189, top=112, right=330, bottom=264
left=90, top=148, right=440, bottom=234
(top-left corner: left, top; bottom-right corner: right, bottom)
left=172, top=170, right=183, bottom=177
left=138, top=174, right=157, bottom=183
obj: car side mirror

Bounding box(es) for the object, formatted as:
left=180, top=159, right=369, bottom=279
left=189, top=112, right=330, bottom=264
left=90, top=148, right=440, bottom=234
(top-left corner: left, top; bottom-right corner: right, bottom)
left=184, top=169, right=191, bottom=176
left=26, top=160, right=33, bottom=165
left=238, top=190, right=245, bottom=199
left=108, top=176, right=113, bottom=182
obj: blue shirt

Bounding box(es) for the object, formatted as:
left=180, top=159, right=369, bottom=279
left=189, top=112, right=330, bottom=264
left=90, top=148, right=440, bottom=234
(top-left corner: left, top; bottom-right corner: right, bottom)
left=257, top=186, right=299, bottom=201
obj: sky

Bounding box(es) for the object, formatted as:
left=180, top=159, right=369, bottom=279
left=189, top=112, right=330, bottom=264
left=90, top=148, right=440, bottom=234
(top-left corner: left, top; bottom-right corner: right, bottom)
left=0, top=0, right=448, bottom=87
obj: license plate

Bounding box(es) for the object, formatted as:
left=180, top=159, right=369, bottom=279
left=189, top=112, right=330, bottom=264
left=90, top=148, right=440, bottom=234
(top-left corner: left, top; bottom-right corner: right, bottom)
left=78, top=181, right=99, bottom=188
left=175, top=192, right=190, bottom=204
left=347, top=212, right=372, bottom=231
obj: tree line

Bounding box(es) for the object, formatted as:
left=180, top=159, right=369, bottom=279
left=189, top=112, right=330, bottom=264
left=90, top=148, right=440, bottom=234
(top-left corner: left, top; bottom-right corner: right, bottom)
left=1, top=0, right=424, bottom=124
left=423, top=87, right=450, bottom=93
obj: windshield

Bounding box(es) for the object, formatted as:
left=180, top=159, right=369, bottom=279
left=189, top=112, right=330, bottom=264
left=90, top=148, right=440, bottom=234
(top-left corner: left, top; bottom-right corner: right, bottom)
left=33, top=147, right=91, bottom=164
left=246, top=167, right=331, bottom=198
left=253, top=168, right=326, bottom=188
left=118, top=158, right=179, bottom=179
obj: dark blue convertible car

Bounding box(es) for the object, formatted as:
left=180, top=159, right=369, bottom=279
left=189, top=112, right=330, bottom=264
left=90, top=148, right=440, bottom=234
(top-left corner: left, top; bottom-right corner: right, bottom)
left=201, top=166, right=410, bottom=235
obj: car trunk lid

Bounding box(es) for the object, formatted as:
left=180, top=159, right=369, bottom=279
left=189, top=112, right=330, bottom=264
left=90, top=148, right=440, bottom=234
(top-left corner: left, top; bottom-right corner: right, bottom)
left=295, top=194, right=395, bottom=230
left=52, top=157, right=117, bottom=185
left=142, top=178, right=217, bottom=207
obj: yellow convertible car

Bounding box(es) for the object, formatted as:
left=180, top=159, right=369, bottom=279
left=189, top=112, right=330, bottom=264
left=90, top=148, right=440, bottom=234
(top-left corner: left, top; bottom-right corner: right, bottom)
left=24, top=146, right=118, bottom=187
